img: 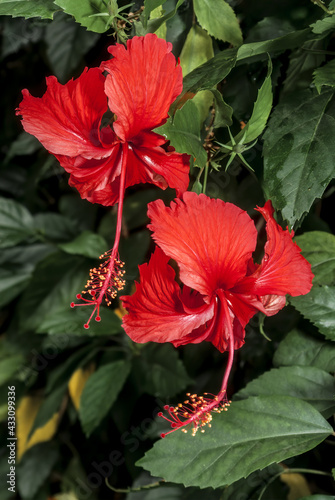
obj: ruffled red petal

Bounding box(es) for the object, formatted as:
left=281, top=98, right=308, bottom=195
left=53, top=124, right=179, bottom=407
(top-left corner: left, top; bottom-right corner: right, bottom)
left=129, top=133, right=190, bottom=196
left=16, top=68, right=112, bottom=159
left=103, top=34, right=183, bottom=141
left=147, top=192, right=258, bottom=298
left=235, top=200, right=314, bottom=297
left=121, top=247, right=214, bottom=344
left=55, top=140, right=122, bottom=205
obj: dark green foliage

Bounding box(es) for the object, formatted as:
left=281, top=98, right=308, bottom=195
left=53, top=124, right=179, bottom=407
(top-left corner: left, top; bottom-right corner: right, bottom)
left=0, top=1, right=334, bottom=499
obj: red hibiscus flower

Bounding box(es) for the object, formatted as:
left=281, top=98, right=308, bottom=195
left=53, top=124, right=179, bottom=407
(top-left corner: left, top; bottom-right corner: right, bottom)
left=121, top=192, right=314, bottom=436
left=16, top=34, right=190, bottom=327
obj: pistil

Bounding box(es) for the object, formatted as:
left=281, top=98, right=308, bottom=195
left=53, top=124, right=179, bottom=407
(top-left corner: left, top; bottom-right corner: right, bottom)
left=71, top=143, right=128, bottom=328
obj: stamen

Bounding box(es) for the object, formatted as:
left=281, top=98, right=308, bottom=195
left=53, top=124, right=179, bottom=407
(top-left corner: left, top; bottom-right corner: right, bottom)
left=71, top=252, right=126, bottom=328
left=158, top=391, right=231, bottom=438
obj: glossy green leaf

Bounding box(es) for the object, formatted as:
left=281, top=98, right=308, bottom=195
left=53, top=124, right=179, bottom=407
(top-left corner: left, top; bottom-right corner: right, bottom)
left=18, top=252, right=122, bottom=335
left=133, top=344, right=193, bottom=398
left=29, top=383, right=67, bottom=435
left=79, top=360, right=131, bottom=437
left=45, top=12, right=99, bottom=82
left=18, top=252, right=87, bottom=332
left=313, top=59, right=335, bottom=94
left=17, top=442, right=59, bottom=498
left=142, top=0, right=165, bottom=25
left=194, top=0, right=242, bottom=46
left=210, top=88, right=233, bottom=128
left=0, top=0, right=58, bottom=19
left=300, top=496, right=335, bottom=500
left=53, top=0, right=109, bottom=33
left=294, top=231, right=335, bottom=286
left=237, top=28, right=310, bottom=61
left=0, top=197, right=35, bottom=247
left=5, top=132, right=41, bottom=162
left=273, top=329, right=335, bottom=372
left=38, top=303, right=122, bottom=336
left=33, top=213, right=78, bottom=242
left=235, top=57, right=272, bottom=143
left=59, top=230, right=108, bottom=259
left=138, top=0, right=184, bottom=35
left=180, top=25, right=214, bottom=123
left=311, top=15, right=335, bottom=34
left=263, top=89, right=335, bottom=226
left=0, top=352, right=24, bottom=384
left=138, top=396, right=333, bottom=489
left=291, top=286, right=335, bottom=341
left=221, top=464, right=284, bottom=500
left=157, top=100, right=207, bottom=167
left=0, top=267, right=32, bottom=307
left=236, top=366, right=335, bottom=417
left=171, top=48, right=237, bottom=112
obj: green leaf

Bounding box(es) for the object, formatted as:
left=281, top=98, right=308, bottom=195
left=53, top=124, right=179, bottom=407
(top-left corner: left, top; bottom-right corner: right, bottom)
left=313, top=59, right=335, bottom=94
left=133, top=344, right=193, bottom=398
left=273, top=329, right=335, bottom=372
left=0, top=267, right=32, bottom=307
left=29, top=383, right=67, bottom=435
left=210, top=88, right=233, bottom=128
left=236, top=366, right=335, bottom=417
left=311, top=14, right=335, bottom=34
left=0, top=197, right=35, bottom=247
left=237, top=28, right=310, bottom=61
left=263, top=89, right=335, bottom=226
left=0, top=0, right=58, bottom=19
left=193, top=0, right=242, bottom=46
left=179, top=25, right=215, bottom=123
left=143, top=0, right=184, bottom=34
left=79, top=360, right=131, bottom=436
left=18, top=251, right=87, bottom=332
left=53, top=0, right=110, bottom=33
left=0, top=351, right=24, bottom=384
left=291, top=286, right=335, bottom=341
left=300, top=496, right=335, bottom=500
left=235, top=57, right=272, bottom=143
left=221, top=465, right=285, bottom=500
left=17, top=442, right=59, bottom=498
left=17, top=251, right=122, bottom=335
left=38, top=303, right=122, bottom=336
left=59, top=230, right=108, bottom=259
left=5, top=132, right=41, bottom=162
left=171, top=48, right=237, bottom=112
left=137, top=396, right=333, bottom=489
left=33, top=213, right=78, bottom=242
left=294, top=231, right=335, bottom=286
left=45, top=12, right=99, bottom=82
left=142, top=0, right=165, bottom=25
left=157, top=100, right=207, bottom=167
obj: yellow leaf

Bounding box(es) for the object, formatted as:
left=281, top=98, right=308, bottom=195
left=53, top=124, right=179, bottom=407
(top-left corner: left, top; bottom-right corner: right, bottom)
left=280, top=472, right=312, bottom=500
left=68, top=363, right=95, bottom=411
left=52, top=492, right=79, bottom=500
left=17, top=396, right=59, bottom=461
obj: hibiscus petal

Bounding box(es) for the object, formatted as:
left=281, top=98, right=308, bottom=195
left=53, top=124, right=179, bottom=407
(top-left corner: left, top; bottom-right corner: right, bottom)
left=147, top=192, right=258, bottom=297
left=129, top=134, right=190, bottom=196
left=121, top=247, right=214, bottom=344
left=57, top=143, right=123, bottom=205
left=236, top=200, right=314, bottom=296
left=103, top=34, right=183, bottom=141
left=16, top=68, right=112, bottom=159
